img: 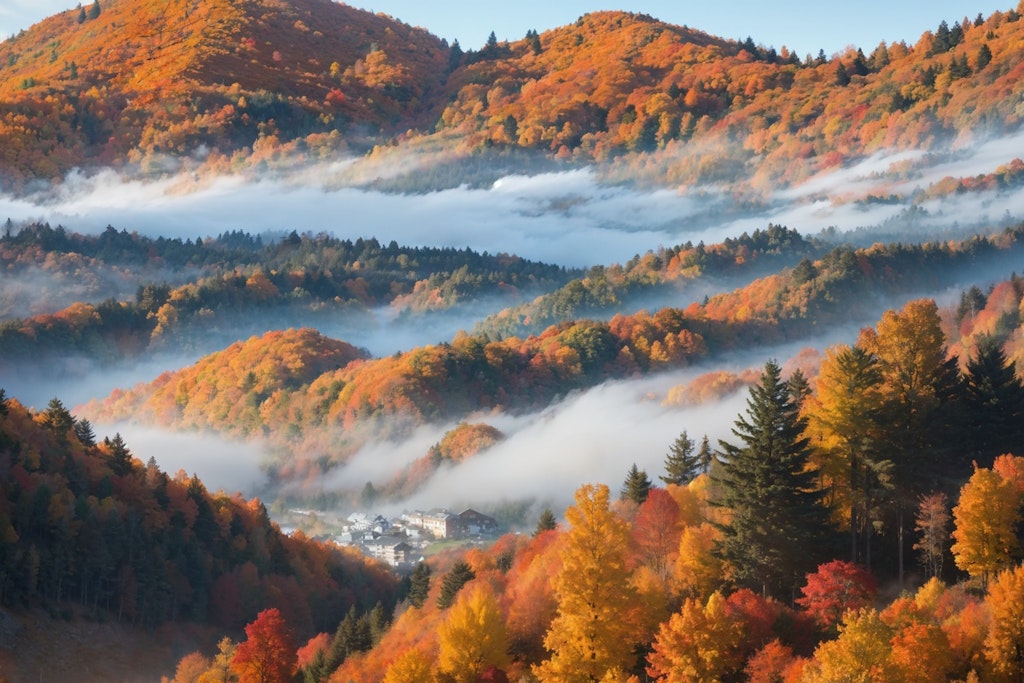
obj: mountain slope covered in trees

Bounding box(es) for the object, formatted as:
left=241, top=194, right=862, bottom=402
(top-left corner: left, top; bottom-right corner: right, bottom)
left=2, top=1, right=1024, bottom=192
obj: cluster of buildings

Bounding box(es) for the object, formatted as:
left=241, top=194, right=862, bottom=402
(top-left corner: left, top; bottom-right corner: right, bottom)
left=334, top=508, right=500, bottom=568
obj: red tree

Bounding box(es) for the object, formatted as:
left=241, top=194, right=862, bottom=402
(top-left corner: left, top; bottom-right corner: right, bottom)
left=797, top=560, right=877, bottom=628
left=230, top=608, right=298, bottom=683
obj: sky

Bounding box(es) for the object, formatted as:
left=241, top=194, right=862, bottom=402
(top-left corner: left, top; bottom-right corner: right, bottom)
left=0, top=1, right=1014, bottom=58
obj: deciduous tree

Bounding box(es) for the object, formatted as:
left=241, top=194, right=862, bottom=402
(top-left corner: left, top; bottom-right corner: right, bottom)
left=951, top=464, right=1020, bottom=584
left=230, top=608, right=297, bottom=683
left=437, top=583, right=511, bottom=682
left=535, top=484, right=638, bottom=682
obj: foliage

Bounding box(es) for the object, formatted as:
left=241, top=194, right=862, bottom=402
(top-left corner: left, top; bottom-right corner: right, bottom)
left=0, top=394, right=397, bottom=634
left=797, top=560, right=878, bottom=629
left=437, top=583, right=511, bottom=682
left=535, top=484, right=638, bottom=682
left=951, top=463, right=1022, bottom=584
left=230, top=608, right=297, bottom=683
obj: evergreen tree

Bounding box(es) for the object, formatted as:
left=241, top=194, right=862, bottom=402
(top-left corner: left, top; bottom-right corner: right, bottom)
left=621, top=463, right=652, bottom=504
left=697, top=435, right=714, bottom=474
left=74, top=418, right=96, bottom=448
left=834, top=61, right=851, bottom=86
left=43, top=397, right=75, bottom=444
left=437, top=560, right=475, bottom=609
left=0, top=388, right=7, bottom=415
left=976, top=43, right=993, bottom=70
left=662, top=431, right=702, bottom=485
left=77, top=4, right=86, bottom=23
left=448, top=39, right=463, bottom=71
left=104, top=433, right=134, bottom=476
left=713, top=360, right=834, bottom=597
left=963, top=337, right=1024, bottom=465
left=88, top=0, right=100, bottom=20
left=534, top=508, right=557, bottom=536
left=406, top=561, right=431, bottom=608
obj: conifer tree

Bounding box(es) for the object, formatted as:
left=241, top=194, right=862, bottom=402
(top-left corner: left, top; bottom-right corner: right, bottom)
left=963, top=337, right=1024, bottom=464
left=437, top=560, right=475, bottom=609
left=88, top=0, right=100, bottom=20
left=662, top=431, right=702, bottom=485
left=534, top=508, right=557, bottom=536
left=104, top=433, right=134, bottom=476
left=621, top=463, right=652, bottom=504
left=406, top=562, right=431, bottom=608
left=713, top=360, right=833, bottom=597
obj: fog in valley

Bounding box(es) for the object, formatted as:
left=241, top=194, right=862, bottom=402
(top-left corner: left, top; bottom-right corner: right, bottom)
left=6, top=131, right=1024, bottom=518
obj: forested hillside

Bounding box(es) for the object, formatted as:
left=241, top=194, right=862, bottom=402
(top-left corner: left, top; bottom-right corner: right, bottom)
left=2, top=1, right=1024, bottom=192
left=151, top=284, right=1024, bottom=682
left=79, top=225, right=1024, bottom=494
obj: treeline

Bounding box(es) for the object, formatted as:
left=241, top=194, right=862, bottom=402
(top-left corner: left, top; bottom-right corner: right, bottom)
left=0, top=391, right=398, bottom=636
left=85, top=226, right=1024, bottom=488
left=0, top=224, right=575, bottom=367
left=474, top=224, right=822, bottom=338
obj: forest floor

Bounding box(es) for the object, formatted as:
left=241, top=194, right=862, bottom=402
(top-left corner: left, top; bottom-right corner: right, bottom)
left=0, top=605, right=224, bottom=683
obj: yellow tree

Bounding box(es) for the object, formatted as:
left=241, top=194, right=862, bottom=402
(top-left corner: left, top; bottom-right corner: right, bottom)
left=858, top=298, right=955, bottom=586
left=646, top=592, right=743, bottom=682
left=801, top=609, right=899, bottom=683
left=673, top=523, right=724, bottom=599
left=804, top=344, right=890, bottom=565
left=437, top=583, right=511, bottom=682
left=535, top=483, right=638, bottom=683
left=951, top=465, right=1020, bottom=584
left=383, top=648, right=435, bottom=683
left=984, top=564, right=1024, bottom=680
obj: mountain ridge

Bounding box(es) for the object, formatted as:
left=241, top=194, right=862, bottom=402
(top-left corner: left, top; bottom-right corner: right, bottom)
left=2, top=1, right=1022, bottom=191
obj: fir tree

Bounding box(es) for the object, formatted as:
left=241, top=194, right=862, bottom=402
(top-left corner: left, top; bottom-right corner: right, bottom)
left=437, top=560, right=475, bottom=609
left=74, top=418, right=96, bottom=447
left=661, top=431, right=702, bottom=485
left=407, top=561, right=431, bottom=608
left=696, top=435, right=714, bottom=474
left=88, top=0, right=100, bottom=20
left=77, top=4, right=86, bottom=23
left=104, top=433, right=134, bottom=476
left=713, top=360, right=834, bottom=597
left=534, top=508, right=557, bottom=536
left=964, top=337, right=1024, bottom=464
left=620, top=463, right=652, bottom=504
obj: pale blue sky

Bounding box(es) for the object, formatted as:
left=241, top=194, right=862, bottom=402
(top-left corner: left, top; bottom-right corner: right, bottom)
left=2, top=1, right=1014, bottom=58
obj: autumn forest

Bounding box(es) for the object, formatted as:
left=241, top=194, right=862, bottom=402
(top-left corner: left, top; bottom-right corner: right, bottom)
left=6, top=0, right=1024, bottom=681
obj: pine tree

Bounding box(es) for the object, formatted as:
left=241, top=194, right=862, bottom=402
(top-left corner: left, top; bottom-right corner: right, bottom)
left=534, top=508, right=557, bottom=536
left=406, top=562, right=431, bottom=608
left=963, top=337, right=1024, bottom=465
left=696, top=435, right=713, bottom=474
left=662, top=431, right=702, bottom=485
left=713, top=360, right=834, bottom=597
left=88, top=0, right=100, bottom=20
left=77, top=4, right=86, bottom=23
left=104, top=433, right=134, bottom=476
left=74, top=418, right=96, bottom=448
left=437, top=560, right=475, bottom=609
left=621, top=463, right=652, bottom=504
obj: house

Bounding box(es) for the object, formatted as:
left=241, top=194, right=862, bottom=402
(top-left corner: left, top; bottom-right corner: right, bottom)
left=364, top=537, right=414, bottom=567
left=421, top=509, right=460, bottom=539
left=459, top=508, right=499, bottom=536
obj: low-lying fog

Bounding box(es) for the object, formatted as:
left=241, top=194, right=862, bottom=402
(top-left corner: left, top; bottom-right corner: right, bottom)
left=3, top=130, right=1024, bottom=269
left=7, top=131, right=1024, bottom=517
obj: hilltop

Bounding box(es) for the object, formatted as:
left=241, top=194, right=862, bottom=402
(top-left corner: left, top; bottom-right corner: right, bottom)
left=1, top=1, right=1023, bottom=191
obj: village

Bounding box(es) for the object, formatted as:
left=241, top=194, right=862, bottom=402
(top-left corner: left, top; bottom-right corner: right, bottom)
left=282, top=507, right=502, bottom=571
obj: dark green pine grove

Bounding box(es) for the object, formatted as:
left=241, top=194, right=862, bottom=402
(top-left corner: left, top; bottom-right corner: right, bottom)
left=712, top=360, right=836, bottom=598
